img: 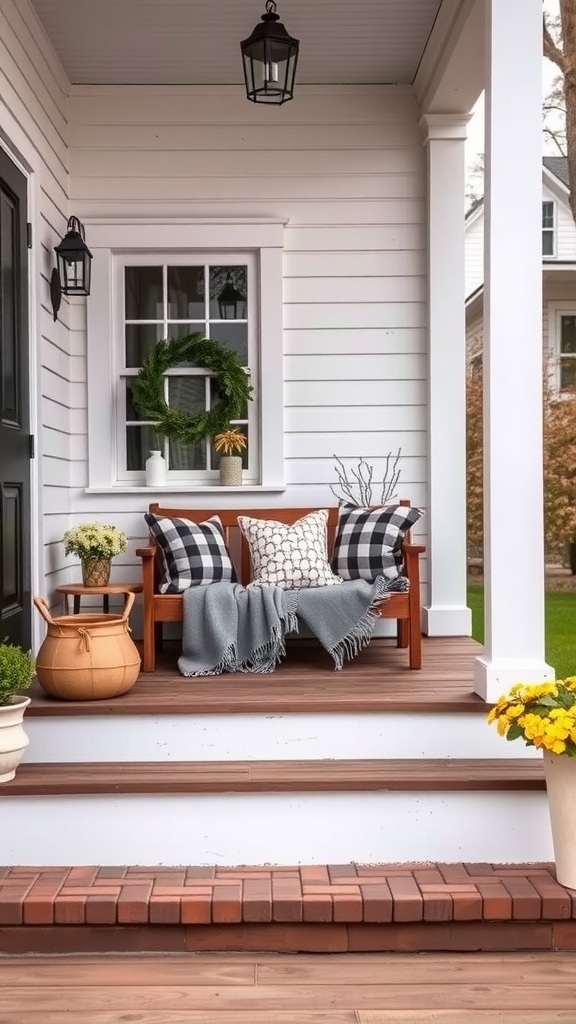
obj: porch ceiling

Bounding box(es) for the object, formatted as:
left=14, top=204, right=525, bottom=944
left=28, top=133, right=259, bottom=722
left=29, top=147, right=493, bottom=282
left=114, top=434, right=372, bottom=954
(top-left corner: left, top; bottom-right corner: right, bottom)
left=29, top=0, right=443, bottom=87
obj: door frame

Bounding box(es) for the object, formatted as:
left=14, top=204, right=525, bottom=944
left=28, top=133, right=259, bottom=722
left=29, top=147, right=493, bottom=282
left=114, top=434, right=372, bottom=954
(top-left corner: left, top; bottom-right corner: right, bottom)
left=0, top=137, right=42, bottom=651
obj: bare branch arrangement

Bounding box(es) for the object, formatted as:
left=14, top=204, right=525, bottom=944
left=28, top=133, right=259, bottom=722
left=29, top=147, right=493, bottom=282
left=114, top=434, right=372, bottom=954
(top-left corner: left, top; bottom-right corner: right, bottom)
left=330, top=449, right=402, bottom=507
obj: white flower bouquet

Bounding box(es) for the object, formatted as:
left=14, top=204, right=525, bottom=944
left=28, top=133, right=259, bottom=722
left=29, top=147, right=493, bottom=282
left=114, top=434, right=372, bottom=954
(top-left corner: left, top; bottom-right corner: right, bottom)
left=63, top=522, right=127, bottom=561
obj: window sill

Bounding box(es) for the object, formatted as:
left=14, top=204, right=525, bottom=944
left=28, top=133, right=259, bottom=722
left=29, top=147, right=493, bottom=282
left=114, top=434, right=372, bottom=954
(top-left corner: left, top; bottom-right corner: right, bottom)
left=84, top=484, right=287, bottom=495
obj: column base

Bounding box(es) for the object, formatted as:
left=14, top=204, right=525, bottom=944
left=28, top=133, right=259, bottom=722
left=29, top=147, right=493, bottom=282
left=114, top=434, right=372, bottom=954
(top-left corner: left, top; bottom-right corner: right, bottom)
left=422, top=605, right=472, bottom=637
left=474, top=655, right=555, bottom=703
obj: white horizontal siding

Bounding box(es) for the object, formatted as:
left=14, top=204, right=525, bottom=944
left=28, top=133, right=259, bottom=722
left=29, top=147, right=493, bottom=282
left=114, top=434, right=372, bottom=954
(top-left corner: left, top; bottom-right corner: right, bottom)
left=284, top=276, right=426, bottom=303
left=64, top=84, right=428, bottom=611
left=285, top=354, right=425, bottom=380
left=465, top=214, right=483, bottom=298
left=553, top=197, right=576, bottom=260
left=69, top=121, right=422, bottom=152
left=285, top=328, right=425, bottom=355
left=69, top=86, right=421, bottom=125
left=287, top=431, right=425, bottom=459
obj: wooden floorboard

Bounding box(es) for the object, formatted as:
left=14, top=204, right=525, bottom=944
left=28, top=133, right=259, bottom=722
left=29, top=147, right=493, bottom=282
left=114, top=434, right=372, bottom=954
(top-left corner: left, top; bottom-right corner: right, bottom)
left=0, top=758, right=545, bottom=796
left=1, top=952, right=576, bottom=1021
left=26, top=636, right=487, bottom=717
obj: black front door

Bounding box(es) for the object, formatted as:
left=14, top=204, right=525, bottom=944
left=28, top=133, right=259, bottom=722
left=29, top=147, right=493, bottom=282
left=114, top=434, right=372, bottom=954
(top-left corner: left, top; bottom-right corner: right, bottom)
left=0, top=149, right=31, bottom=649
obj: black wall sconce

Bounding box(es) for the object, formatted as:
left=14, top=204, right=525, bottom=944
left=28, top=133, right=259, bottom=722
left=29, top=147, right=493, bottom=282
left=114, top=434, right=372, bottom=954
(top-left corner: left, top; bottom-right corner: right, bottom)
left=241, top=1, right=299, bottom=105
left=50, top=216, right=93, bottom=321
left=218, top=273, right=247, bottom=320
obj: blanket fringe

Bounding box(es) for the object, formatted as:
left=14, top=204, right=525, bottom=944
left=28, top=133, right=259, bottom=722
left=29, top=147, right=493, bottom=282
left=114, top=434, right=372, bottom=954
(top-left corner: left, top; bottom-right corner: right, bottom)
left=328, top=575, right=390, bottom=671
left=180, top=608, right=300, bottom=676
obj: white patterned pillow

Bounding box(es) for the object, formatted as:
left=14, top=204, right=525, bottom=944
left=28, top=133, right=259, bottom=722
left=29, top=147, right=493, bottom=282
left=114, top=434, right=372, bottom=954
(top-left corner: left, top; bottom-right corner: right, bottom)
left=238, top=509, right=343, bottom=589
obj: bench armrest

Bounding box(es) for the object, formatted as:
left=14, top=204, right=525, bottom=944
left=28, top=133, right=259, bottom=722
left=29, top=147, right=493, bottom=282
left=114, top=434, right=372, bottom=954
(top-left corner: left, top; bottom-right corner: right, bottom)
left=136, top=546, right=156, bottom=559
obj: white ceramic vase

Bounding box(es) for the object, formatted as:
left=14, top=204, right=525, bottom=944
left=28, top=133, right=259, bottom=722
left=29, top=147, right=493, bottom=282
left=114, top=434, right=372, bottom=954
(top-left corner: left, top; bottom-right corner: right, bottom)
left=543, top=750, right=576, bottom=888
left=0, top=695, right=31, bottom=783
left=219, top=455, right=243, bottom=486
left=145, top=449, right=167, bottom=487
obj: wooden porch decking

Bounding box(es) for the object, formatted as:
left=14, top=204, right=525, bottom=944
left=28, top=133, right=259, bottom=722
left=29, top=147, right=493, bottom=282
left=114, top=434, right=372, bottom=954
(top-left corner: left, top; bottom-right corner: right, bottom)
left=26, top=636, right=487, bottom=716
left=1, top=950, right=576, bottom=1022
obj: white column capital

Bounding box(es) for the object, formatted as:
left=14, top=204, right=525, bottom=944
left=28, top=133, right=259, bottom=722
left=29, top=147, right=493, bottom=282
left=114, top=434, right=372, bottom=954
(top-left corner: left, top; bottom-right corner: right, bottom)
left=419, top=113, right=471, bottom=143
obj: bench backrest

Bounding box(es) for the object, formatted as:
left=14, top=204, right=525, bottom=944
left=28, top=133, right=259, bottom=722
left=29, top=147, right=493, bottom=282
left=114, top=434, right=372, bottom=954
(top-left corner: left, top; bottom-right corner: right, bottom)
left=148, top=502, right=411, bottom=588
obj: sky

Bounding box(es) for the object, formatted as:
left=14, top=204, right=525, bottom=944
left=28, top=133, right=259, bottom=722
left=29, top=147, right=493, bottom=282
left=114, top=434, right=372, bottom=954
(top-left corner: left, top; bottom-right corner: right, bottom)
left=465, top=0, right=561, bottom=174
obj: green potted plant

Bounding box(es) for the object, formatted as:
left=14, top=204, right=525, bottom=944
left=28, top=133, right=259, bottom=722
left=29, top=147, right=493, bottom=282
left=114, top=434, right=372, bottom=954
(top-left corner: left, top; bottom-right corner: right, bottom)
left=488, top=677, right=576, bottom=889
left=0, top=640, right=35, bottom=783
left=214, top=427, right=247, bottom=486
left=63, top=522, right=127, bottom=587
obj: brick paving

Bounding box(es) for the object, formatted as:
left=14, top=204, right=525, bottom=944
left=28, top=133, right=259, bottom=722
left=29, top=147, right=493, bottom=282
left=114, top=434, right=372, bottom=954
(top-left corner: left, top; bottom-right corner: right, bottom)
left=1, top=862, right=574, bottom=927
left=3, top=863, right=576, bottom=955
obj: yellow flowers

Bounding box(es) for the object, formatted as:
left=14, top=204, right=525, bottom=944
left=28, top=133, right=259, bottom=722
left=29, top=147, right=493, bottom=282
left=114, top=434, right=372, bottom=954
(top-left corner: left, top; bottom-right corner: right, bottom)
left=487, top=679, right=576, bottom=757
left=214, top=428, right=247, bottom=457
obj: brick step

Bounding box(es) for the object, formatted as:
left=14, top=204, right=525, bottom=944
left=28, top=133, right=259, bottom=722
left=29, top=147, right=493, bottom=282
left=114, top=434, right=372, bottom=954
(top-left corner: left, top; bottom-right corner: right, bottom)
left=0, top=758, right=545, bottom=796
left=1, top=863, right=575, bottom=956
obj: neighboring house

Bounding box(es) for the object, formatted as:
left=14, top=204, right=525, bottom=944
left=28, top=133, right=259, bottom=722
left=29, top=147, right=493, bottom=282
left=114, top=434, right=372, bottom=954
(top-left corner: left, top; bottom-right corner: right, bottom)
left=466, top=156, right=576, bottom=387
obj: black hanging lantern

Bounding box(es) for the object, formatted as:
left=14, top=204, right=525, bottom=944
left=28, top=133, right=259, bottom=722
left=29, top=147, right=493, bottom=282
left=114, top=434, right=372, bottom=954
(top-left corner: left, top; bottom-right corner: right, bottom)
left=51, top=216, right=93, bottom=321
left=218, top=273, right=247, bottom=320
left=241, top=1, right=299, bottom=105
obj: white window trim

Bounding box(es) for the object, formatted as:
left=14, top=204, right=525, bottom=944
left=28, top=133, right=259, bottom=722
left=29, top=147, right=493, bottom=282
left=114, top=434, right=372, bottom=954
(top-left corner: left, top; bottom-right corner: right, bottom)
left=85, top=219, right=286, bottom=493
left=542, top=199, right=556, bottom=259
left=547, top=300, right=576, bottom=392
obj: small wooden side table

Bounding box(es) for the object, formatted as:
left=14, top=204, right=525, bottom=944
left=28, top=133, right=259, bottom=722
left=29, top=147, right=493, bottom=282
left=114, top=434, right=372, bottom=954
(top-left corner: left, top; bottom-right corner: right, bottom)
left=55, top=582, right=143, bottom=615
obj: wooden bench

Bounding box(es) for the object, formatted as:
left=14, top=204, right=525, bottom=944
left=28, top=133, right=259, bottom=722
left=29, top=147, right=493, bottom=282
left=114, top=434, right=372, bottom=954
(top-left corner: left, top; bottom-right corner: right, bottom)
left=136, top=503, right=425, bottom=673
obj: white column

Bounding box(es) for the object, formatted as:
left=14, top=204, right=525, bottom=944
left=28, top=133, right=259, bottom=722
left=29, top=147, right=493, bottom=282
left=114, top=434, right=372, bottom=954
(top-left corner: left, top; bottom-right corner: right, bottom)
left=474, top=0, right=554, bottom=701
left=420, top=114, right=472, bottom=638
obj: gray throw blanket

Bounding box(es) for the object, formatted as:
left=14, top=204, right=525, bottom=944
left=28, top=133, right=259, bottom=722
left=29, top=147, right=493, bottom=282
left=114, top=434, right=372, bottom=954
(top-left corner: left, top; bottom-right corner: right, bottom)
left=178, top=576, right=392, bottom=676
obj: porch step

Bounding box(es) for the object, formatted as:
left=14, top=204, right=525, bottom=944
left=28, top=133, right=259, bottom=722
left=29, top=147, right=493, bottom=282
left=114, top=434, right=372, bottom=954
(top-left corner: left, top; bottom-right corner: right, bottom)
left=1, top=863, right=575, bottom=955
left=0, top=758, right=546, bottom=795
left=0, top=759, right=552, bottom=866
left=25, top=636, right=486, bottom=716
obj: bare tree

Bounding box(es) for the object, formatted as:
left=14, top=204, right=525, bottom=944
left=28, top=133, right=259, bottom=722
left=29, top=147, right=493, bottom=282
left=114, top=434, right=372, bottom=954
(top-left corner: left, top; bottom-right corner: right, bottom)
left=543, top=75, right=567, bottom=155
left=466, top=153, right=485, bottom=213
left=544, top=2, right=576, bottom=223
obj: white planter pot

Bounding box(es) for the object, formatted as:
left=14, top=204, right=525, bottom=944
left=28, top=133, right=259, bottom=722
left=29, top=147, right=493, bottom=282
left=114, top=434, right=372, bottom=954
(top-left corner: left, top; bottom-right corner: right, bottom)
left=543, top=750, right=576, bottom=888
left=219, top=456, right=243, bottom=486
left=0, top=695, right=31, bottom=783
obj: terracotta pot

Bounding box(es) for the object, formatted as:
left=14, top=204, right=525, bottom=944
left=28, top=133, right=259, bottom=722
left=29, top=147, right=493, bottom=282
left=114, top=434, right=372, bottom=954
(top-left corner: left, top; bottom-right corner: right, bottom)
left=543, top=750, right=576, bottom=888
left=34, top=594, right=140, bottom=700
left=81, top=557, right=111, bottom=587
left=0, top=695, right=31, bottom=783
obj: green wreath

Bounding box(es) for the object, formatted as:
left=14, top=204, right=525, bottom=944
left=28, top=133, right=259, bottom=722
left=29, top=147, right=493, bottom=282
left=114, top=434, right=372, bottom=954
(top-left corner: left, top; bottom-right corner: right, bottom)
left=130, top=333, right=253, bottom=446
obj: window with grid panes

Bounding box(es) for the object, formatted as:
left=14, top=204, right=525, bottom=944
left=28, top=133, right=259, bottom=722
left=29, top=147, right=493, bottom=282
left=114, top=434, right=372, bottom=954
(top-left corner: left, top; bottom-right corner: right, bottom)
left=121, top=258, right=255, bottom=481
left=542, top=201, right=555, bottom=257
left=559, top=314, right=576, bottom=390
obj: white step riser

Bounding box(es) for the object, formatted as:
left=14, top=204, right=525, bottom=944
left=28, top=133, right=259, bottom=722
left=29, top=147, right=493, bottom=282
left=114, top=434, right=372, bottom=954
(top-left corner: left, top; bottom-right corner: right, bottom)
left=1, top=792, right=552, bottom=866
left=23, top=713, right=539, bottom=763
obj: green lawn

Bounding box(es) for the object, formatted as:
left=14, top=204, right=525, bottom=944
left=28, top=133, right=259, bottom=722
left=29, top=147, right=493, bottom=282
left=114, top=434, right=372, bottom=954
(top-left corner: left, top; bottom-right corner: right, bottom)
left=467, top=586, right=576, bottom=680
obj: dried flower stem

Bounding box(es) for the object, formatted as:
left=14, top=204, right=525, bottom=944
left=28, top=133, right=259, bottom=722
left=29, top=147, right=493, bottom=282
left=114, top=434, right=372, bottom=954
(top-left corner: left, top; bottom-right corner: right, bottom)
left=330, top=449, right=402, bottom=507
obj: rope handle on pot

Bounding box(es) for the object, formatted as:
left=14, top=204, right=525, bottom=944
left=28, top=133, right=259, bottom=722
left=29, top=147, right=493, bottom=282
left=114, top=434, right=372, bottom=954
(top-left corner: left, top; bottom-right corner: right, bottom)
left=121, top=590, right=136, bottom=621
left=77, top=628, right=91, bottom=652
left=33, top=596, right=57, bottom=625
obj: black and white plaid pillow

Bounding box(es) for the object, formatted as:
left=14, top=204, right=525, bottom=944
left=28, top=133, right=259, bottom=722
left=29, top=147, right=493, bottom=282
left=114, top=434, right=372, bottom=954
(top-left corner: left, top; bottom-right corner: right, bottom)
left=331, top=503, right=424, bottom=582
left=144, top=513, right=237, bottom=594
